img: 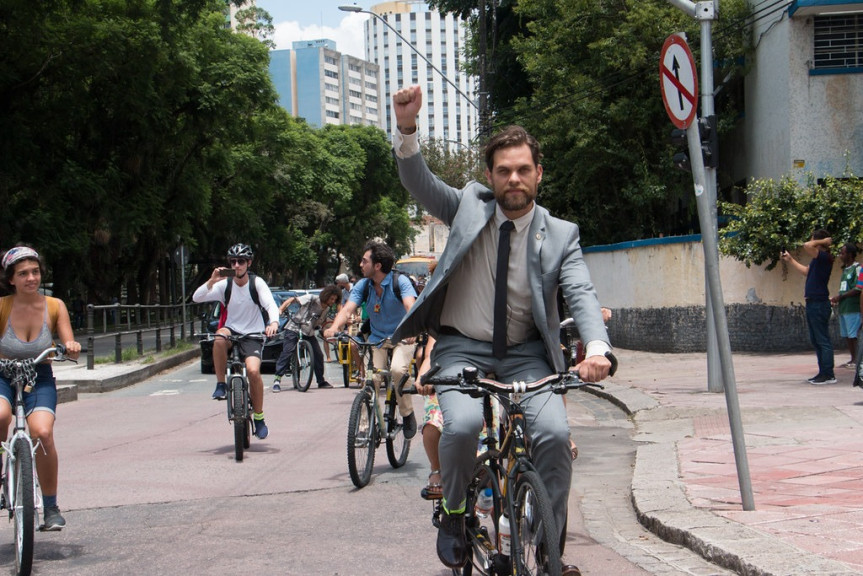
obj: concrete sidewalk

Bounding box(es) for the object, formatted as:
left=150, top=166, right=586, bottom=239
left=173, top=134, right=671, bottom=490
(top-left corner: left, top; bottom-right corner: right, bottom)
left=52, top=346, right=863, bottom=575
left=598, top=348, right=863, bottom=575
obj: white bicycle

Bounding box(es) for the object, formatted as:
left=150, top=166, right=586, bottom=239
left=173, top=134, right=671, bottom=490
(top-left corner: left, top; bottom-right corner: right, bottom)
left=0, top=344, right=71, bottom=576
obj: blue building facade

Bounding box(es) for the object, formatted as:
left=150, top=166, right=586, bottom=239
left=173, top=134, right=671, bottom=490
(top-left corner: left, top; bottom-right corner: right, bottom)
left=268, top=39, right=381, bottom=129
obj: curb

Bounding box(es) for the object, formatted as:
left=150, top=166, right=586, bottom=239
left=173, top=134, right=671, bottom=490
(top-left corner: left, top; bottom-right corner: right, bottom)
left=56, top=348, right=200, bottom=393
left=597, top=382, right=859, bottom=576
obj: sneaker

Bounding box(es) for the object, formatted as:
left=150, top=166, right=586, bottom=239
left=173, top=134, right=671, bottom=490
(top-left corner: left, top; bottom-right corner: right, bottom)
left=212, top=382, right=227, bottom=400
left=254, top=419, right=269, bottom=440
left=40, top=506, right=66, bottom=531
left=272, top=376, right=282, bottom=393
left=810, top=374, right=837, bottom=385
left=403, top=412, right=417, bottom=439
left=318, top=381, right=334, bottom=389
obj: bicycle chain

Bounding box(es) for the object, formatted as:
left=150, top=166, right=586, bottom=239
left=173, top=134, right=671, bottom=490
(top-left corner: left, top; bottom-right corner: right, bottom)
left=0, top=359, right=37, bottom=392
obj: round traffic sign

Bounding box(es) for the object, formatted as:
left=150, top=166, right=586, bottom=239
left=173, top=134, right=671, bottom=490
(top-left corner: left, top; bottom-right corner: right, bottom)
left=660, top=34, right=698, bottom=129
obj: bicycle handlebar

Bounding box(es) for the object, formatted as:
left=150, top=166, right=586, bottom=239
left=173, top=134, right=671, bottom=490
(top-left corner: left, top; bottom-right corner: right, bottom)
left=421, top=365, right=605, bottom=396
left=0, top=345, right=70, bottom=366
left=334, top=332, right=392, bottom=350
left=211, top=332, right=267, bottom=342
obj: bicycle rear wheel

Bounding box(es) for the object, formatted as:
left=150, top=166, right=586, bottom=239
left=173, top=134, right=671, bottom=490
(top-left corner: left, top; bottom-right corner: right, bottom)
left=293, top=339, right=314, bottom=392
left=512, top=470, right=562, bottom=576
left=230, top=376, right=246, bottom=462
left=385, top=382, right=410, bottom=468
left=12, top=436, right=35, bottom=576
left=347, top=388, right=376, bottom=487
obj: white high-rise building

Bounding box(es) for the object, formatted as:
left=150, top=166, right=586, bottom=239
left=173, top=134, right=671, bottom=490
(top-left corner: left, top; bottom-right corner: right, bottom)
left=364, top=1, right=478, bottom=147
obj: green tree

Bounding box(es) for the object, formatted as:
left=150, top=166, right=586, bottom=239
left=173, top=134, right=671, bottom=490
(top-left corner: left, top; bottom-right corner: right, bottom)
left=429, top=0, right=751, bottom=245
left=0, top=0, right=283, bottom=302
left=720, top=174, right=863, bottom=270
left=420, top=138, right=484, bottom=189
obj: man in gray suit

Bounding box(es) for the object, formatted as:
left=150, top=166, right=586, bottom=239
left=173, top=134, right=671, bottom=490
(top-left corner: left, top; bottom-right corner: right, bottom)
left=392, top=85, right=614, bottom=574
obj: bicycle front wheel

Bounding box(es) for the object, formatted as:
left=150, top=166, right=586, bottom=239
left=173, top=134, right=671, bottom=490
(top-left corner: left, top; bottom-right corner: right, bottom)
left=512, top=470, right=562, bottom=576
left=12, top=436, right=35, bottom=576
left=385, top=384, right=410, bottom=468
left=230, top=376, right=246, bottom=462
left=293, top=340, right=314, bottom=392
left=347, top=388, right=376, bottom=487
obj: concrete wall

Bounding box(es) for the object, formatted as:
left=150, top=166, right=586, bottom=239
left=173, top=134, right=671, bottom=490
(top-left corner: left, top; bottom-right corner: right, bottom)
left=408, top=216, right=838, bottom=352
left=741, top=4, right=863, bottom=182
left=585, top=236, right=842, bottom=352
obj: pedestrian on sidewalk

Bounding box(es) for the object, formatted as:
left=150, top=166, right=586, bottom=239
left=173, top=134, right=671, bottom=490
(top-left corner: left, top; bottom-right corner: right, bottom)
left=781, top=230, right=836, bottom=385
left=855, top=265, right=863, bottom=389
left=830, top=243, right=860, bottom=368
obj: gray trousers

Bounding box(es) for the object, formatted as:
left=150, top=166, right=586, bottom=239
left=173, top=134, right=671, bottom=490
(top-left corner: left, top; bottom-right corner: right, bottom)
left=431, top=333, right=571, bottom=540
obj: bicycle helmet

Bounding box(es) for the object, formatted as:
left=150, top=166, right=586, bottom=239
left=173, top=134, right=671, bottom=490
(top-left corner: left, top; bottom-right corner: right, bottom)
left=226, top=243, right=254, bottom=259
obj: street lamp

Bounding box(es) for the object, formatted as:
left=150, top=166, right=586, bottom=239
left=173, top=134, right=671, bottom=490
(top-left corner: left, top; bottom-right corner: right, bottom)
left=338, top=4, right=479, bottom=112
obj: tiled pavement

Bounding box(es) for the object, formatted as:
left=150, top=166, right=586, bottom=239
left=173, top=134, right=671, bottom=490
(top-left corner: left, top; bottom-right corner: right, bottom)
left=605, top=348, right=863, bottom=575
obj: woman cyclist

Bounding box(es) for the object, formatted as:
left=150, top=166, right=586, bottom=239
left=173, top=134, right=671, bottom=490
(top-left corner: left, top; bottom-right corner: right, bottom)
left=0, top=245, right=81, bottom=531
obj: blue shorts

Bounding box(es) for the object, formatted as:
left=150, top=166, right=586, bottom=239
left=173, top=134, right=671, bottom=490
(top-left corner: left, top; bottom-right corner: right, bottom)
left=0, top=363, right=57, bottom=417
left=840, top=313, right=862, bottom=338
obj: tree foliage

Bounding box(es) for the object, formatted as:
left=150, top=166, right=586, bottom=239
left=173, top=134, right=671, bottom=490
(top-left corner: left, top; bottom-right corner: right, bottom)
left=430, top=0, right=751, bottom=245
left=720, top=174, right=863, bottom=270
left=0, top=0, right=414, bottom=303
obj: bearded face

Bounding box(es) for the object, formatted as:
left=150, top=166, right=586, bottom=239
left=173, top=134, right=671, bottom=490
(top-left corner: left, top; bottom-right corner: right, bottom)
left=485, top=143, right=543, bottom=218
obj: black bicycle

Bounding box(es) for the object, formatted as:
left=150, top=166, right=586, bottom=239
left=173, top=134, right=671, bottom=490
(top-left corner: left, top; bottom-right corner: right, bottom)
left=210, top=333, right=265, bottom=462
left=422, top=366, right=610, bottom=576
left=0, top=345, right=73, bottom=576
left=337, top=333, right=414, bottom=488
left=283, top=312, right=316, bottom=392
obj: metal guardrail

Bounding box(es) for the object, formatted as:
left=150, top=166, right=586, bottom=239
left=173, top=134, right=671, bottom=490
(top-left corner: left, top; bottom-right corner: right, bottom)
left=84, top=303, right=207, bottom=370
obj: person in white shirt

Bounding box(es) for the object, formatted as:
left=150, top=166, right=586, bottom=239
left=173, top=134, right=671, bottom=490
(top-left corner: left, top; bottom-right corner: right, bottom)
left=192, top=244, right=279, bottom=439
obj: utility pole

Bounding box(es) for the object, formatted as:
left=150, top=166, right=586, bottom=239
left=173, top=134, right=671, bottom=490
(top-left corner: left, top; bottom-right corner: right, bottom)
left=478, top=0, right=489, bottom=141
left=661, top=1, right=754, bottom=511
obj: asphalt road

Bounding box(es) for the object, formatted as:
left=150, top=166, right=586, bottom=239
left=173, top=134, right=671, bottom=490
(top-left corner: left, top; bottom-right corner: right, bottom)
left=0, top=359, right=731, bottom=575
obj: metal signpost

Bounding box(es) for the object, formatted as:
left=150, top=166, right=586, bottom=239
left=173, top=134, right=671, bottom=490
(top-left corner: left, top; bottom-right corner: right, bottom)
left=660, top=32, right=754, bottom=511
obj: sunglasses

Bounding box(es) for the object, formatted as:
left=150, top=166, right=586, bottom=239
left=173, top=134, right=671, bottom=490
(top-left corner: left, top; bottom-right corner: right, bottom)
left=228, top=258, right=248, bottom=266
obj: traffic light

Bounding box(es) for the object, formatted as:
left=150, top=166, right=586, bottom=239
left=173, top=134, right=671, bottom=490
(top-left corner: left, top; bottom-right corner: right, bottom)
left=670, top=128, right=690, bottom=172
left=699, top=115, right=718, bottom=169
left=669, top=115, right=718, bottom=173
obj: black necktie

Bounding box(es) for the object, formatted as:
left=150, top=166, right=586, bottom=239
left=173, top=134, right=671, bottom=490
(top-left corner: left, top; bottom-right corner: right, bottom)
left=493, top=220, right=515, bottom=359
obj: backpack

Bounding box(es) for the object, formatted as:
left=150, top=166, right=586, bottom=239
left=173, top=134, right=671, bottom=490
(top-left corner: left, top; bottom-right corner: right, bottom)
left=361, top=270, right=417, bottom=305
left=0, top=295, right=60, bottom=338
left=217, top=274, right=267, bottom=329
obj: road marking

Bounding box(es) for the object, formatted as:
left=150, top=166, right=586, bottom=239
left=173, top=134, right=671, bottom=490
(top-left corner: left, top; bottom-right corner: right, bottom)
left=151, top=390, right=180, bottom=396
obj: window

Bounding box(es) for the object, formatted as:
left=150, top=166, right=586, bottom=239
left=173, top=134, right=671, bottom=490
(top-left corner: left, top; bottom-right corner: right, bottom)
left=813, top=14, right=863, bottom=72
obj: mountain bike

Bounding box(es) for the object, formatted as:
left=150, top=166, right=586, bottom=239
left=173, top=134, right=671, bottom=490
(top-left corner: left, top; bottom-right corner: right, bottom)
left=422, top=365, right=612, bottom=576
left=211, top=332, right=265, bottom=462
left=337, top=333, right=414, bottom=488
left=0, top=344, right=73, bottom=576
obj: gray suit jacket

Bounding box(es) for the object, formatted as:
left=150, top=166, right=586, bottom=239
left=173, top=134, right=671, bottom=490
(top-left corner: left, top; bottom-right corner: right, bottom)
left=392, top=151, right=609, bottom=372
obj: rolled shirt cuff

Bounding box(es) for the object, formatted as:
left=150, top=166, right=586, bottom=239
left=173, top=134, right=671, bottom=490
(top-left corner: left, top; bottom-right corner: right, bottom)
left=585, top=340, right=612, bottom=359
left=393, top=128, right=420, bottom=159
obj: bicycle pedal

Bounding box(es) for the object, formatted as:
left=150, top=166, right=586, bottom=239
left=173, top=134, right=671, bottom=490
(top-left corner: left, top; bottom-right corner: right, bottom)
left=420, top=487, right=442, bottom=501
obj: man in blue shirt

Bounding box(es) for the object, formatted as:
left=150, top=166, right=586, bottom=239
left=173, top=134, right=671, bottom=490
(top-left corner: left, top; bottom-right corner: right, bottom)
left=782, top=229, right=835, bottom=384
left=325, top=239, right=419, bottom=437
